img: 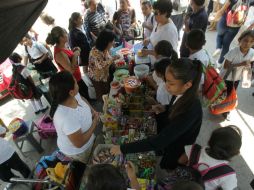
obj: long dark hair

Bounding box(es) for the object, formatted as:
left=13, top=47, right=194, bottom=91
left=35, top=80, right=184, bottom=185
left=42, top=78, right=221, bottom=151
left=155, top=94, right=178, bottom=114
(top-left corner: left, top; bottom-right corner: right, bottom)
left=49, top=71, right=75, bottom=118
left=167, top=58, right=202, bottom=119
left=85, top=164, right=127, bottom=190
left=207, top=125, right=242, bottom=161
left=68, top=12, right=81, bottom=31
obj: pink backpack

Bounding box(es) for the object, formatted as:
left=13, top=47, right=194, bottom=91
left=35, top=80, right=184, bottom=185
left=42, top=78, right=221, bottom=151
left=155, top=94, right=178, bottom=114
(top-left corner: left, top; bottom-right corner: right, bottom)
left=37, top=115, right=56, bottom=139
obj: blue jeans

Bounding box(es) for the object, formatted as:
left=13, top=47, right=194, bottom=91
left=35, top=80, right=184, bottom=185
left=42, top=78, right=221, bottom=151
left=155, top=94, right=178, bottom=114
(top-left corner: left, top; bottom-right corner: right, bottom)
left=216, top=16, right=239, bottom=64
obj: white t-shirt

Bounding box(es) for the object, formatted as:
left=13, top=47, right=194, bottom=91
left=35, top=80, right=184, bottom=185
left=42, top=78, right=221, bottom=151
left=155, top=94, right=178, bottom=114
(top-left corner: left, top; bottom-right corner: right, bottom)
left=143, top=13, right=156, bottom=39
left=156, top=82, right=172, bottom=105
left=0, top=126, right=15, bottom=164
left=53, top=93, right=95, bottom=156
left=189, top=49, right=213, bottom=89
left=149, top=21, right=178, bottom=64
left=23, top=41, right=48, bottom=59
left=224, top=47, right=254, bottom=81
left=185, top=145, right=237, bottom=190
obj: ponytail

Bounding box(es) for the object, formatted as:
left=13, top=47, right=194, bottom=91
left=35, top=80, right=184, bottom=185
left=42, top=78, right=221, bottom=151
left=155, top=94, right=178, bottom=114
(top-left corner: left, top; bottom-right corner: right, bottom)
left=46, top=26, right=66, bottom=45
left=167, top=58, right=202, bottom=119
left=68, top=12, right=81, bottom=31
left=154, top=40, right=178, bottom=61
left=49, top=71, right=76, bottom=118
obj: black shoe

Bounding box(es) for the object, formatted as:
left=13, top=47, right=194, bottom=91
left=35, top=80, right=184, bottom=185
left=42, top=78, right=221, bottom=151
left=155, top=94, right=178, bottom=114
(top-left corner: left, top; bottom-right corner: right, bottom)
left=34, top=110, right=41, bottom=115
left=40, top=106, right=49, bottom=113
left=252, top=92, right=254, bottom=96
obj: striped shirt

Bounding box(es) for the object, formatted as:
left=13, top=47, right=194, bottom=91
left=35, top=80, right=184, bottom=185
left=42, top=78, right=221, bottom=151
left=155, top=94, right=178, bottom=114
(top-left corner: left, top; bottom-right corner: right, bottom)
left=84, top=5, right=106, bottom=37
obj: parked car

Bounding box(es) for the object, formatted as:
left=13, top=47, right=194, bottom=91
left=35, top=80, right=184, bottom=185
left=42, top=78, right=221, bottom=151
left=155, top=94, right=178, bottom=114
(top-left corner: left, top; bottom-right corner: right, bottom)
left=0, top=58, right=13, bottom=100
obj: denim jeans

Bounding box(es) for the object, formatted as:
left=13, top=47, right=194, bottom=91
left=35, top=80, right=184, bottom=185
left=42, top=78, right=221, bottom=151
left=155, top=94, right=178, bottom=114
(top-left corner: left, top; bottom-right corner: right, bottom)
left=216, top=16, right=239, bottom=64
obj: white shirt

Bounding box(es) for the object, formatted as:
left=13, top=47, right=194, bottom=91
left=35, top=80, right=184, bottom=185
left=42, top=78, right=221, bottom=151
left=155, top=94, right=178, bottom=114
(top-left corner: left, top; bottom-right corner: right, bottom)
left=244, top=6, right=254, bottom=27
left=156, top=82, right=172, bottom=105
left=23, top=41, right=48, bottom=59
left=143, top=13, right=156, bottom=39
left=224, top=47, right=254, bottom=81
left=185, top=145, right=237, bottom=190
left=149, top=21, right=178, bottom=64
left=0, top=126, right=15, bottom=164
left=189, top=49, right=213, bottom=89
left=53, top=93, right=95, bottom=156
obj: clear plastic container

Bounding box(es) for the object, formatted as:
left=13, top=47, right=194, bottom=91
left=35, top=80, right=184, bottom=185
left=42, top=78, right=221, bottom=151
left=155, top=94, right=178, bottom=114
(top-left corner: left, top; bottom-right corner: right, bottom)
left=242, top=67, right=252, bottom=88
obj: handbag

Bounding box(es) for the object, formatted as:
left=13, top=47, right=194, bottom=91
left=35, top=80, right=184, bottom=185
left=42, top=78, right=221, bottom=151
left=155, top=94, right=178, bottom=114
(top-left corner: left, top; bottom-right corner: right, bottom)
left=210, top=66, right=238, bottom=114
left=226, top=0, right=249, bottom=27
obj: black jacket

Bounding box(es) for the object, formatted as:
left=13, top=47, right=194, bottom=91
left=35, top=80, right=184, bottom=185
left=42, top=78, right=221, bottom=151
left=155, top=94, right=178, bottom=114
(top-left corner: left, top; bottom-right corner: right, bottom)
left=120, top=96, right=203, bottom=169
left=69, top=28, right=91, bottom=66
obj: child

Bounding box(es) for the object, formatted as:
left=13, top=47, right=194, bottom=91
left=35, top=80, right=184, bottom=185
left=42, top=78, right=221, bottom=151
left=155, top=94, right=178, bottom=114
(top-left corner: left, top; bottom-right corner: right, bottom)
left=85, top=162, right=140, bottom=190
left=154, top=58, right=172, bottom=105
left=9, top=53, right=48, bottom=115
left=181, top=125, right=242, bottom=190
left=0, top=122, right=31, bottom=183
left=186, top=29, right=214, bottom=92
left=222, top=30, right=254, bottom=119
left=141, top=0, right=156, bottom=39
left=146, top=40, right=178, bottom=90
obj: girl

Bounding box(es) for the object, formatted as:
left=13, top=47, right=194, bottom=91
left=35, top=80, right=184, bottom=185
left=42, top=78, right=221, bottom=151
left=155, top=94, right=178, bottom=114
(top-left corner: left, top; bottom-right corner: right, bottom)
left=49, top=71, right=99, bottom=163
left=9, top=53, right=48, bottom=115
left=180, top=126, right=242, bottom=190
left=146, top=40, right=178, bottom=90
left=46, top=26, right=90, bottom=101
left=68, top=12, right=91, bottom=74
left=111, top=58, right=203, bottom=174
left=154, top=58, right=172, bottom=105
left=222, top=30, right=254, bottom=119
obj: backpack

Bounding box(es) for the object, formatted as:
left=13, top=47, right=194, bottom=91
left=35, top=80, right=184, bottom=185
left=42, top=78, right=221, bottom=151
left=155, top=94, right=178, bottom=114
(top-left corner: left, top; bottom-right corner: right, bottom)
left=202, top=51, right=227, bottom=106
left=8, top=64, right=34, bottom=100
left=156, top=144, right=235, bottom=190
left=37, top=114, right=56, bottom=139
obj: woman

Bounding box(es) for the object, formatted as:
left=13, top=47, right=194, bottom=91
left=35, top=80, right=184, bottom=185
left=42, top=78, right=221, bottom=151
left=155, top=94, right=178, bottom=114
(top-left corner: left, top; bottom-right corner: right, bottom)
left=142, top=0, right=178, bottom=64
left=111, top=58, right=203, bottom=174
left=113, top=0, right=137, bottom=41
left=69, top=12, right=91, bottom=74
left=49, top=71, right=99, bottom=163
left=46, top=26, right=90, bottom=100
left=21, top=34, right=57, bottom=79
left=212, top=0, right=241, bottom=66
left=88, top=29, right=119, bottom=101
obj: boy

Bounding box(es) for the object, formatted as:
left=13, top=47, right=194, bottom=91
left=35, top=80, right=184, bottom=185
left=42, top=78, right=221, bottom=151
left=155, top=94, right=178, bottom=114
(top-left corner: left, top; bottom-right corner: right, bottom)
left=141, top=1, right=156, bottom=39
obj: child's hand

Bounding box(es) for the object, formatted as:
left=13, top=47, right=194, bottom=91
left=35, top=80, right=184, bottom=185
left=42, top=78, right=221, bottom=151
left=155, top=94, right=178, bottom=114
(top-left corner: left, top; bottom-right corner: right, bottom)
left=143, top=38, right=150, bottom=46
left=141, top=49, right=150, bottom=56
left=125, top=161, right=137, bottom=179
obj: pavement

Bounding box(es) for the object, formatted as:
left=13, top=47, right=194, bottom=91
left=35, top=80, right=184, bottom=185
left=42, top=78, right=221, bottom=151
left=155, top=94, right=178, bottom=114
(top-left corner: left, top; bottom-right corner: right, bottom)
left=1, top=1, right=254, bottom=189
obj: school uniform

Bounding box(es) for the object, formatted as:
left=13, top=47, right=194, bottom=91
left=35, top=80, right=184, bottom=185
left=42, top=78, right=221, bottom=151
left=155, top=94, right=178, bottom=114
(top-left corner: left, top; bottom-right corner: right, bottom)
left=120, top=95, right=203, bottom=169
left=143, top=13, right=156, bottom=39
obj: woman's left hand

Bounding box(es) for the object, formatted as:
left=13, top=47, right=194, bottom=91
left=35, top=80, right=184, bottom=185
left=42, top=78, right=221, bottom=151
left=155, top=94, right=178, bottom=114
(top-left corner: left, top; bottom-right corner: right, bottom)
left=110, top=145, right=122, bottom=155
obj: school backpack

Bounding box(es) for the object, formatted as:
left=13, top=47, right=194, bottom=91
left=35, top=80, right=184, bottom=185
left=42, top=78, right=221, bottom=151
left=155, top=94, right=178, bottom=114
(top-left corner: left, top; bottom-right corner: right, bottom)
left=36, top=114, right=56, bottom=139
left=202, top=52, right=227, bottom=106
left=156, top=144, right=235, bottom=190
left=8, top=64, right=34, bottom=100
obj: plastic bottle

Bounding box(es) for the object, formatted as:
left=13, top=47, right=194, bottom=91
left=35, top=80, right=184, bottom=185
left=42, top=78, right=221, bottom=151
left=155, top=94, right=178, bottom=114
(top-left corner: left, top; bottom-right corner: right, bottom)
left=242, top=67, right=252, bottom=88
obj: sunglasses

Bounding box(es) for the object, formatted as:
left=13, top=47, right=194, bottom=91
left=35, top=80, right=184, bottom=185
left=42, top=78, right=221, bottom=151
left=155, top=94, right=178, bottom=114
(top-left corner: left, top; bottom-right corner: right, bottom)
left=154, top=11, right=160, bottom=16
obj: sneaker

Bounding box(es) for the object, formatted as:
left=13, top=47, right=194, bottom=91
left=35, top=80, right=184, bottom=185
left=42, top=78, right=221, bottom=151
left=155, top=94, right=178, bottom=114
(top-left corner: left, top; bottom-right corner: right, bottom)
left=40, top=106, right=49, bottom=113
left=213, top=49, right=221, bottom=57
left=216, top=60, right=222, bottom=70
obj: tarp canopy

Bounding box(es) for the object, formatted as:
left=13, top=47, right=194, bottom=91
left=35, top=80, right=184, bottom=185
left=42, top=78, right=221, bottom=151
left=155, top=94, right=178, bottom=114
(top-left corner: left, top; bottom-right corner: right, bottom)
left=0, top=0, right=48, bottom=63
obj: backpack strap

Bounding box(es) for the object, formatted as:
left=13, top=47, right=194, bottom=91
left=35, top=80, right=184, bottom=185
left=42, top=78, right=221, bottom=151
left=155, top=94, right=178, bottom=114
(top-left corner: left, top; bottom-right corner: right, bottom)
left=203, top=164, right=235, bottom=182
left=189, top=144, right=202, bottom=166
left=24, top=45, right=32, bottom=61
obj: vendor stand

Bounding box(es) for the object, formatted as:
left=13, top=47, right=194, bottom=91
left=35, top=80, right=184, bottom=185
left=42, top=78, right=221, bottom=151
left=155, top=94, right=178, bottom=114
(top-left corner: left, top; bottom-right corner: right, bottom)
left=80, top=43, right=158, bottom=190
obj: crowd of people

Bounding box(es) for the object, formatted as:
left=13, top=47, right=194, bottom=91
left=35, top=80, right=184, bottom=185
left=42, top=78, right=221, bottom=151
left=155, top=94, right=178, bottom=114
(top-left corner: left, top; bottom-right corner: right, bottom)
left=1, top=0, right=254, bottom=189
